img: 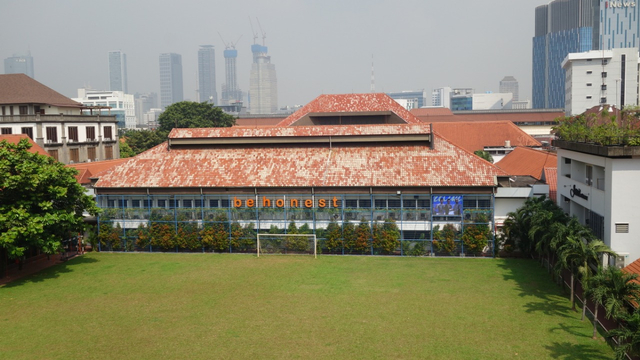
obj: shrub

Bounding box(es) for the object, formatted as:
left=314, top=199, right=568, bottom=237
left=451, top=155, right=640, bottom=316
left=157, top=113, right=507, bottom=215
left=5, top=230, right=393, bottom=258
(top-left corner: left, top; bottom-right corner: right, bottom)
left=432, top=224, right=458, bottom=255
left=373, top=219, right=400, bottom=254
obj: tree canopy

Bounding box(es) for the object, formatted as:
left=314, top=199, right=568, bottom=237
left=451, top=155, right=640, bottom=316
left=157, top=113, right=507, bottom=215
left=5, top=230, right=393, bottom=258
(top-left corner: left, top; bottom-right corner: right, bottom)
left=0, top=139, right=99, bottom=274
left=157, top=101, right=236, bottom=133
left=120, top=129, right=165, bottom=158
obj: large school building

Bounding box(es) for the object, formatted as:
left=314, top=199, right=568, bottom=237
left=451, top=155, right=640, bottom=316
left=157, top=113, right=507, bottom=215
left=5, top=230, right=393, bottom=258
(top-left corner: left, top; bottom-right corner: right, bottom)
left=94, top=94, right=509, bottom=256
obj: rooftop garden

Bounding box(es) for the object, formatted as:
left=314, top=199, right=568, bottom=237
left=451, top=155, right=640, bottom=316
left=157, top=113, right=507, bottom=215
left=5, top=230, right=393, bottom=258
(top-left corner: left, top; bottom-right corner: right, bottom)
left=553, top=106, right=640, bottom=146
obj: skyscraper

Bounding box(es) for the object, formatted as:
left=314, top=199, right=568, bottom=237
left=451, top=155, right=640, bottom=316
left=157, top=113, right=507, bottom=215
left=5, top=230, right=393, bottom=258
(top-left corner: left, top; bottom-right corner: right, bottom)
left=499, top=76, right=519, bottom=101
left=159, top=53, right=184, bottom=109
left=108, top=51, right=128, bottom=93
left=4, top=52, right=34, bottom=78
left=221, top=46, right=242, bottom=105
left=249, top=43, right=277, bottom=114
left=532, top=0, right=640, bottom=110
left=198, top=45, right=218, bottom=104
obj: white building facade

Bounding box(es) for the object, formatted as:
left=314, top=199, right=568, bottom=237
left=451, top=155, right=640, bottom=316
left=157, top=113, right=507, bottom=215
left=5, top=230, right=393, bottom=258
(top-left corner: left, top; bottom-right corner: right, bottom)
left=74, top=89, right=136, bottom=129
left=556, top=141, right=640, bottom=267
left=562, top=48, right=640, bottom=116
left=431, top=87, right=451, bottom=107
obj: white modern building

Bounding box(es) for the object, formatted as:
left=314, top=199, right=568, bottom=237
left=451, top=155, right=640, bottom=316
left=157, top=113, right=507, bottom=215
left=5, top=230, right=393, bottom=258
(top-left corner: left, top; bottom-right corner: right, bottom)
left=431, top=87, right=451, bottom=107
left=388, top=90, right=427, bottom=109
left=562, top=48, right=640, bottom=116
left=74, top=89, right=136, bottom=129
left=472, top=93, right=514, bottom=110
left=249, top=44, right=278, bottom=114
left=555, top=140, right=640, bottom=267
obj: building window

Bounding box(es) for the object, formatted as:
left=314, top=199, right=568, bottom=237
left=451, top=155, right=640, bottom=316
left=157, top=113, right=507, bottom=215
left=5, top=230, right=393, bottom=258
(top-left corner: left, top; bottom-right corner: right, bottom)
left=183, top=199, right=192, bottom=208
left=107, top=200, right=115, bottom=208
left=86, top=126, right=96, bottom=140
left=9, top=107, right=13, bottom=116
left=1, top=106, right=4, bottom=116
left=586, top=71, right=592, bottom=74
left=132, top=200, right=141, bottom=208
left=602, top=72, right=607, bottom=78
left=143, top=199, right=152, bottom=208
left=105, top=145, right=113, bottom=160
left=209, top=199, right=219, bottom=208
left=118, top=199, right=128, bottom=208
left=601, top=84, right=607, bottom=91
left=19, top=106, right=28, bottom=115
left=68, top=126, right=79, bottom=142
left=157, top=199, right=166, bottom=208
left=21, top=127, right=33, bottom=139
left=1, top=128, right=12, bottom=134
left=104, top=126, right=113, bottom=140
left=46, top=127, right=58, bottom=143
left=69, top=148, right=80, bottom=163
left=586, top=96, right=592, bottom=99
left=587, top=83, right=592, bottom=86
left=87, top=147, right=96, bottom=161
left=48, top=149, right=59, bottom=161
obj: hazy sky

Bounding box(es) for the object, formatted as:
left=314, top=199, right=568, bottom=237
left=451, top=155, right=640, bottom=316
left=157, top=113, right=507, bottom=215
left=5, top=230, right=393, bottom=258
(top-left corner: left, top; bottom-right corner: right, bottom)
left=1, top=0, right=546, bottom=107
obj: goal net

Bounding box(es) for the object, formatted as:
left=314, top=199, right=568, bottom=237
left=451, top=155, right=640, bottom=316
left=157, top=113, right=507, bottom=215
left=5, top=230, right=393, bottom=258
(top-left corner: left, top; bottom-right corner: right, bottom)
left=257, top=233, right=317, bottom=258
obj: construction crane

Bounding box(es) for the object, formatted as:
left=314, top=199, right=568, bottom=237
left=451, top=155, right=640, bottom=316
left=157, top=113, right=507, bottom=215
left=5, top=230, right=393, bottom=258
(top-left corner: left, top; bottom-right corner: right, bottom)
left=218, top=32, right=242, bottom=49
left=256, top=18, right=267, bottom=46
left=249, top=17, right=259, bottom=45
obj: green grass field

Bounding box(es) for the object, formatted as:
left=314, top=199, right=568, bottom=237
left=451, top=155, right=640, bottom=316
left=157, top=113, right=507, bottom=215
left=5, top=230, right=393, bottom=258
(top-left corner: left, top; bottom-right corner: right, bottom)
left=0, top=254, right=614, bottom=359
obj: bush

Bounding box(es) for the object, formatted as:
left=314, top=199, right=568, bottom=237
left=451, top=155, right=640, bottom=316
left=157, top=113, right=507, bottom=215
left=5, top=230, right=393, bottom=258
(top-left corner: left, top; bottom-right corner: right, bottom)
left=372, top=219, right=400, bottom=254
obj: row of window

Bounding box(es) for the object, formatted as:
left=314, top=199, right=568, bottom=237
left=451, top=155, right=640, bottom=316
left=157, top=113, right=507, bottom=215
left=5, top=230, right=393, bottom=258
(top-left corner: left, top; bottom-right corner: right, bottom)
left=44, top=126, right=111, bottom=143
left=47, top=145, right=112, bottom=162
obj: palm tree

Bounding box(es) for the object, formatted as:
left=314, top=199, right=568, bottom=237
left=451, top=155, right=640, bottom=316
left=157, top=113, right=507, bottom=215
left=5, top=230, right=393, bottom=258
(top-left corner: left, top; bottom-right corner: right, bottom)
left=530, top=198, right=568, bottom=272
left=587, top=267, right=608, bottom=339
left=600, top=266, right=640, bottom=321
left=553, top=217, right=615, bottom=312
left=607, top=311, right=640, bottom=360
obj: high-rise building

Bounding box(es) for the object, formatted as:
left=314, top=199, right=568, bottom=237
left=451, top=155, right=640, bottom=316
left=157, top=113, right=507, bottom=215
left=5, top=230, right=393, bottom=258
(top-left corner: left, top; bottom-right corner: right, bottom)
left=249, top=43, right=277, bottom=114
left=562, top=48, right=639, bottom=115
left=4, top=52, right=34, bottom=78
left=221, top=47, right=242, bottom=105
left=532, top=0, right=640, bottom=110
left=499, top=76, right=519, bottom=101
left=387, top=90, right=427, bottom=110
left=159, top=53, right=183, bottom=109
left=108, top=51, right=128, bottom=93
left=198, top=45, right=217, bottom=105
left=431, top=87, right=451, bottom=107
left=134, top=93, right=158, bottom=126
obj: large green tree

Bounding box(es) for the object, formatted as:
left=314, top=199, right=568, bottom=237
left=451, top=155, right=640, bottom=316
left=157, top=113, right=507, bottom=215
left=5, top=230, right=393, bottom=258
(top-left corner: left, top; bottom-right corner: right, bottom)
left=157, top=101, right=236, bottom=133
left=120, top=129, right=165, bottom=157
left=0, top=139, right=100, bottom=276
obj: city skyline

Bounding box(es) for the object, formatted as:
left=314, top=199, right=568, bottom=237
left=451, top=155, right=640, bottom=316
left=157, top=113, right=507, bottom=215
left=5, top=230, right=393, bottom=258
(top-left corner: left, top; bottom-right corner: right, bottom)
left=1, top=0, right=548, bottom=107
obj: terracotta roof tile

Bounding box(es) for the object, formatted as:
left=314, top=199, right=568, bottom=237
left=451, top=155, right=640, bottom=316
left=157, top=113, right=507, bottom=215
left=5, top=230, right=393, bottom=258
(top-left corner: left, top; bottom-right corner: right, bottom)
left=431, top=121, right=541, bottom=153
left=412, top=110, right=564, bottom=124
left=496, top=147, right=557, bottom=180
left=67, top=158, right=131, bottom=184
left=544, top=167, right=557, bottom=202
left=0, top=74, right=83, bottom=108
left=0, top=134, right=48, bottom=156
left=234, top=117, right=284, bottom=127
left=277, top=93, right=423, bottom=126
left=95, top=132, right=504, bottom=189
left=624, top=258, right=640, bottom=287
left=169, top=123, right=431, bottom=139
left=410, top=108, right=455, bottom=117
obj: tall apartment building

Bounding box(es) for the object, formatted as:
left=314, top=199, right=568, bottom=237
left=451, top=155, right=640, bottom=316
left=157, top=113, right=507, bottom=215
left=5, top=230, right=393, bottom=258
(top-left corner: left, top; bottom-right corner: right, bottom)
left=533, top=0, right=640, bottom=110
left=134, top=93, right=158, bottom=127
left=4, top=52, right=34, bottom=78
left=198, top=45, right=217, bottom=104
left=431, top=87, right=451, bottom=107
left=249, top=44, right=278, bottom=114
left=562, top=48, right=639, bottom=115
left=221, top=47, right=242, bottom=105
left=108, top=51, right=128, bottom=93
left=499, top=76, right=519, bottom=101
left=159, top=53, right=183, bottom=109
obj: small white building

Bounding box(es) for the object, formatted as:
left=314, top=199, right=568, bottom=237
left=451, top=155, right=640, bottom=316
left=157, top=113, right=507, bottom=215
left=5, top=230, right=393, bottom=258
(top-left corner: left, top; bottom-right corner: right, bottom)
left=472, top=93, right=513, bottom=110
left=555, top=140, right=640, bottom=267
left=562, top=48, right=640, bottom=116
left=74, top=89, right=136, bottom=129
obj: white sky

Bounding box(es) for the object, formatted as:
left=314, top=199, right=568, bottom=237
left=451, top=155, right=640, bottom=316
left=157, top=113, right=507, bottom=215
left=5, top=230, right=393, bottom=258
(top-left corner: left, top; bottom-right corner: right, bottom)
left=0, top=0, right=546, bottom=107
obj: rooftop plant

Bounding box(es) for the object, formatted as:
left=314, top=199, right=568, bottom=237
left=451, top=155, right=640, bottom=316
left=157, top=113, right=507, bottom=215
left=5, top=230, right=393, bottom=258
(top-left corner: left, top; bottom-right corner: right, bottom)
left=553, top=106, right=640, bottom=146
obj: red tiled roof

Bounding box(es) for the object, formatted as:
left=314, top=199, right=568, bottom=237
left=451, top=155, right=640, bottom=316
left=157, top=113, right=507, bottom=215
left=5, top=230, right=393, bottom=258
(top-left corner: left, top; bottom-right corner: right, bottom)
left=67, top=158, right=131, bottom=184
left=0, top=134, right=48, bottom=156
left=95, top=131, right=505, bottom=189
left=496, top=147, right=557, bottom=180
left=410, top=108, right=454, bottom=117
left=234, top=117, right=284, bottom=127
left=624, top=258, right=640, bottom=287
left=169, top=123, right=431, bottom=139
left=277, top=93, right=423, bottom=126
left=544, top=167, right=558, bottom=202
left=0, top=74, right=83, bottom=108
left=431, top=121, right=541, bottom=153
left=412, top=110, right=564, bottom=124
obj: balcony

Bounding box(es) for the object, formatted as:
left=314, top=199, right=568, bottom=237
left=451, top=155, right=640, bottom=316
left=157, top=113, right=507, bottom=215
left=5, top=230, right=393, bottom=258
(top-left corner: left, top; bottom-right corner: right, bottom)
left=0, top=114, right=117, bottom=123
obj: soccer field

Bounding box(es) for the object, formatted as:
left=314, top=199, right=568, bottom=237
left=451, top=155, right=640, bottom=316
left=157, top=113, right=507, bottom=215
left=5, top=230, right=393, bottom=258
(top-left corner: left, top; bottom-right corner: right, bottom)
left=0, top=254, right=613, bottom=359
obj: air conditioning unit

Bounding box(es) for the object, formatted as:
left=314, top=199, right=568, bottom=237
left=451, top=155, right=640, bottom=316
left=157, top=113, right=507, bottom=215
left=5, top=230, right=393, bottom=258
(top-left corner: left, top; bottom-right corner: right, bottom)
left=68, top=139, right=74, bottom=143
left=614, top=252, right=629, bottom=269
left=46, top=139, right=52, bottom=144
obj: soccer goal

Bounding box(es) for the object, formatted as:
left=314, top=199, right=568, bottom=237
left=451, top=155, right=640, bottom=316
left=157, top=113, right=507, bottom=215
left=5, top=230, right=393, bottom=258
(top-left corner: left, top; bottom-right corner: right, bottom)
left=257, top=233, right=317, bottom=258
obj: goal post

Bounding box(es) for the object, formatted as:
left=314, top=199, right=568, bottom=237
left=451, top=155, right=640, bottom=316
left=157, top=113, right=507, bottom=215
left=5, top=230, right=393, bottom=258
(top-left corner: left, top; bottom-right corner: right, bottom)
left=257, top=233, right=317, bottom=258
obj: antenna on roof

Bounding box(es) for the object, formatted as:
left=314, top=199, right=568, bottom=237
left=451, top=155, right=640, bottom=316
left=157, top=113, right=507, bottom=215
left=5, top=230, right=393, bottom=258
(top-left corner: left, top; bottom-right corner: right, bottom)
left=370, top=54, right=375, bottom=93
